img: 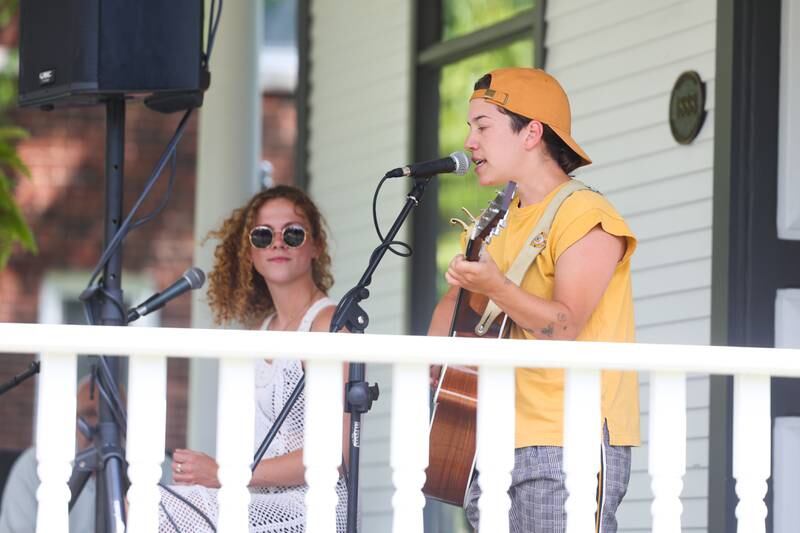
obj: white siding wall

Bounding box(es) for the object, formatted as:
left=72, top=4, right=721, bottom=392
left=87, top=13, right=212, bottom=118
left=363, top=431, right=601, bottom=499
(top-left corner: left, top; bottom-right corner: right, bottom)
left=546, top=0, right=716, bottom=531
left=308, top=1, right=413, bottom=530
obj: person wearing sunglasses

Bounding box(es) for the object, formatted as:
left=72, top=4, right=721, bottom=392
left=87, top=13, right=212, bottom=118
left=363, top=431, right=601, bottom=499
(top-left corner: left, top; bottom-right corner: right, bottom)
left=157, top=185, right=349, bottom=533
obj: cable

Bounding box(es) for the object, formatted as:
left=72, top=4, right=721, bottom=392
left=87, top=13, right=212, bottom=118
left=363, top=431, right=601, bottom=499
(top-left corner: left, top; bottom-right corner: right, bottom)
left=131, top=151, right=177, bottom=230
left=371, top=175, right=413, bottom=258
left=205, top=0, right=223, bottom=65
left=158, top=483, right=217, bottom=532
left=95, top=359, right=128, bottom=428
left=84, top=108, right=194, bottom=294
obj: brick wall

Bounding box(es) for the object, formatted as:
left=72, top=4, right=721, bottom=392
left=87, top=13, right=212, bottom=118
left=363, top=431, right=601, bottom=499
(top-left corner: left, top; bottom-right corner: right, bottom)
left=0, top=93, right=297, bottom=452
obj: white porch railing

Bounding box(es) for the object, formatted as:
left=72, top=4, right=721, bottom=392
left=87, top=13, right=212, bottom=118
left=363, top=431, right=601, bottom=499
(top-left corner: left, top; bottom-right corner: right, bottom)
left=0, top=322, right=792, bottom=533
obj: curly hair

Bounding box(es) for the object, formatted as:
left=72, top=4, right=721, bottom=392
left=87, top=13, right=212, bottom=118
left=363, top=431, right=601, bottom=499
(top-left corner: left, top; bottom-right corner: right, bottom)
left=205, top=185, right=333, bottom=327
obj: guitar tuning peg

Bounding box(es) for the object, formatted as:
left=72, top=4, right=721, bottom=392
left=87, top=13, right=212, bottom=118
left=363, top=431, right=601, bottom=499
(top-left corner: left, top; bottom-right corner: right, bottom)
left=449, top=218, right=469, bottom=231
left=460, top=207, right=478, bottom=223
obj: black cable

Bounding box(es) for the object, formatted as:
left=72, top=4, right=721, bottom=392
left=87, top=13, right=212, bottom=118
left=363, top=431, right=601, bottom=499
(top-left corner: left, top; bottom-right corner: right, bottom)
left=159, top=501, right=182, bottom=533
left=131, top=151, right=177, bottom=231
left=205, top=0, right=223, bottom=64
left=158, top=483, right=217, bottom=532
left=96, top=357, right=127, bottom=421
left=371, top=175, right=413, bottom=258
left=97, top=286, right=127, bottom=322
left=88, top=359, right=128, bottom=434
left=84, top=108, right=194, bottom=293
left=93, top=378, right=127, bottom=433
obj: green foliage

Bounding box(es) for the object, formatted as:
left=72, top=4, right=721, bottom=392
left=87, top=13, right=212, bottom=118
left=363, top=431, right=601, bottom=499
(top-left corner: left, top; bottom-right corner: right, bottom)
left=0, top=0, right=36, bottom=269
left=442, top=0, right=534, bottom=40
left=0, top=127, right=35, bottom=268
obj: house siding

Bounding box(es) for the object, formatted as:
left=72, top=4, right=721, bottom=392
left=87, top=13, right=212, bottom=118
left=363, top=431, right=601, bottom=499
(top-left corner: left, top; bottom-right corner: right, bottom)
left=307, top=1, right=414, bottom=530
left=547, top=0, right=717, bottom=531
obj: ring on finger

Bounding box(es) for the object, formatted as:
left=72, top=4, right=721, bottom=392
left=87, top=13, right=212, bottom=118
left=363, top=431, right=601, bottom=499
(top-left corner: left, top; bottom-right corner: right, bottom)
left=176, top=463, right=183, bottom=474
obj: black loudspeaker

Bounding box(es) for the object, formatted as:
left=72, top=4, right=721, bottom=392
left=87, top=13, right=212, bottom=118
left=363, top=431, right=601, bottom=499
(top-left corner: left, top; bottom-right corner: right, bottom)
left=18, top=0, right=208, bottom=112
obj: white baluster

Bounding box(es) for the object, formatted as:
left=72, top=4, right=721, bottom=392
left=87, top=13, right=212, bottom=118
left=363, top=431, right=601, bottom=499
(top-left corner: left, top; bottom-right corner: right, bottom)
left=649, top=372, right=687, bottom=533
left=304, top=360, right=343, bottom=533
left=126, top=355, right=167, bottom=533
left=390, top=363, right=429, bottom=533
left=733, top=374, right=770, bottom=533
left=35, top=353, right=77, bottom=533
left=563, top=368, right=601, bottom=533
left=476, top=366, right=515, bottom=533
left=217, top=358, right=255, bottom=532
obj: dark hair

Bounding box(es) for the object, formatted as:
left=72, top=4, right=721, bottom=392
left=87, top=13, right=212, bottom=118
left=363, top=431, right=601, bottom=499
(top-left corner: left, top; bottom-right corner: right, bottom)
left=205, top=185, right=333, bottom=327
left=473, top=73, right=585, bottom=174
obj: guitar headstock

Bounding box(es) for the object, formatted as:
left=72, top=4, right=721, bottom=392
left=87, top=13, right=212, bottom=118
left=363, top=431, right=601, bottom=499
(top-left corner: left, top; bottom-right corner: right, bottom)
left=466, top=182, right=517, bottom=259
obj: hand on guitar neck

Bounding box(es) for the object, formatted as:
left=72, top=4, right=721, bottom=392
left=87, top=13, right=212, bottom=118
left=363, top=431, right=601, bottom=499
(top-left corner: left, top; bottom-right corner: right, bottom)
left=444, top=249, right=505, bottom=298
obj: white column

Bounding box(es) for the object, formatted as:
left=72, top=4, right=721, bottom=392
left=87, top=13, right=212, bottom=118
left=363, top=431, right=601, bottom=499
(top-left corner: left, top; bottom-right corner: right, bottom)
left=649, top=372, right=687, bottom=533
left=304, top=361, right=344, bottom=533
left=778, top=0, right=800, bottom=239
left=188, top=0, right=262, bottom=455
left=126, top=355, right=168, bottom=533
left=35, top=353, right=77, bottom=533
left=390, top=363, right=429, bottom=533
left=476, top=366, right=515, bottom=533
left=216, top=358, right=256, bottom=532
left=733, top=375, right=771, bottom=533
left=774, top=417, right=800, bottom=533
left=563, top=369, right=601, bottom=533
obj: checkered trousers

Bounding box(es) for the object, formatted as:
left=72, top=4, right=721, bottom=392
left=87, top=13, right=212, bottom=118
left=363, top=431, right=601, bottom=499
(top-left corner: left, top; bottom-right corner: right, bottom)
left=465, top=423, right=631, bottom=533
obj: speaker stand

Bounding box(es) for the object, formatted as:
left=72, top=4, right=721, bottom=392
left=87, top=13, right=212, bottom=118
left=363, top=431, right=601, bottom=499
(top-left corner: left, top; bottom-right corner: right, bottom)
left=67, top=97, right=130, bottom=533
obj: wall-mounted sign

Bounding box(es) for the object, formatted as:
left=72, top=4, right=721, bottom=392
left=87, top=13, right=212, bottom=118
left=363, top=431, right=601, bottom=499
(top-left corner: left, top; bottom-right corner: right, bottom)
left=669, top=71, right=707, bottom=145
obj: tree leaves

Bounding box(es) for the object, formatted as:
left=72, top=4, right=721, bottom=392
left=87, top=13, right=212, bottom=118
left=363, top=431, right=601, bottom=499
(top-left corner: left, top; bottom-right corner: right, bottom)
left=0, top=125, right=36, bottom=269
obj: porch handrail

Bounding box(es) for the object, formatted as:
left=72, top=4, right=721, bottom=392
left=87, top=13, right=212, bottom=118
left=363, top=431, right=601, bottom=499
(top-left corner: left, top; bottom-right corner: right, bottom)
left=1, top=322, right=799, bottom=376
left=0, top=322, right=788, bottom=533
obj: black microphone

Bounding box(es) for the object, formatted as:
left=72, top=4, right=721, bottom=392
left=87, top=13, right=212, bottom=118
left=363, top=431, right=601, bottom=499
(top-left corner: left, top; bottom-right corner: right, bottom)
left=126, top=267, right=205, bottom=323
left=384, top=151, right=470, bottom=178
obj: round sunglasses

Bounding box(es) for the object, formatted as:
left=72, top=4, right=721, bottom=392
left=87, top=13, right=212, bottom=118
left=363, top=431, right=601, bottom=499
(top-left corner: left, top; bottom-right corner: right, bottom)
left=249, top=224, right=307, bottom=249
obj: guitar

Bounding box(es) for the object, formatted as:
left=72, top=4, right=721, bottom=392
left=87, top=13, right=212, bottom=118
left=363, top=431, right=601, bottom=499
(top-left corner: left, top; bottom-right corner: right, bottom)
left=423, top=182, right=517, bottom=506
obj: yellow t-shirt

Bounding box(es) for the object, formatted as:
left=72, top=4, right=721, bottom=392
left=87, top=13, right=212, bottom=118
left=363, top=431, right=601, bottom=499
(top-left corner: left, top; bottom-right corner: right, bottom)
left=483, top=180, right=640, bottom=447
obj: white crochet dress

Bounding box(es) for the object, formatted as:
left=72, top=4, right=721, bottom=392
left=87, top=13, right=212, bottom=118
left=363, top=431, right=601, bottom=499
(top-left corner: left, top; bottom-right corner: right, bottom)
left=158, top=297, right=348, bottom=532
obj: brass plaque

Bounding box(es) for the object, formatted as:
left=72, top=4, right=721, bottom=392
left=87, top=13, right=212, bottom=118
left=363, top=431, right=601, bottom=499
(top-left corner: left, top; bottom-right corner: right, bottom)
left=669, top=71, right=707, bottom=145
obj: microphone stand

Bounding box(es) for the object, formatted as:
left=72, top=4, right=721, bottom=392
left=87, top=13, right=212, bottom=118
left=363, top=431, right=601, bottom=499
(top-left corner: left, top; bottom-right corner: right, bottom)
left=251, top=177, right=432, bottom=533
left=0, top=362, right=40, bottom=396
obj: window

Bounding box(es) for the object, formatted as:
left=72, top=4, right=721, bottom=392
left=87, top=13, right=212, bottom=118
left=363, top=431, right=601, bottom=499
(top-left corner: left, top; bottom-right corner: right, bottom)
left=410, top=1, right=543, bottom=336
left=38, top=271, right=158, bottom=382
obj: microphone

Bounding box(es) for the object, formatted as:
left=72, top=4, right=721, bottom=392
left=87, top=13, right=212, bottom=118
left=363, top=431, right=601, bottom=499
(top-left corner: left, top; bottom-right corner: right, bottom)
left=384, top=151, right=470, bottom=178
left=126, top=267, right=205, bottom=323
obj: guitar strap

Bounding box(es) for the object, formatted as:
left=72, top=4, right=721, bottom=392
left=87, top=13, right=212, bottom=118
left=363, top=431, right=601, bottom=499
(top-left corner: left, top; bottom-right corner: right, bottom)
left=474, top=179, right=591, bottom=336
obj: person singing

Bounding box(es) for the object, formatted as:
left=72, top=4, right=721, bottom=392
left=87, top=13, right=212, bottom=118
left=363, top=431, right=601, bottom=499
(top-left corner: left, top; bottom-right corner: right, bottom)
left=428, top=68, right=639, bottom=533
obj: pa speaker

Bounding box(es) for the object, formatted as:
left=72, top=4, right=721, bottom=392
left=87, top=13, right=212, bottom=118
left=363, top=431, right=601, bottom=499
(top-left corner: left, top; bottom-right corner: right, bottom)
left=19, top=0, right=207, bottom=111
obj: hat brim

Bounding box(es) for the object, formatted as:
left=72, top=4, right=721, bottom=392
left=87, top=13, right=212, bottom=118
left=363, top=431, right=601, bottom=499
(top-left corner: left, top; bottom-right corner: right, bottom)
left=549, top=124, right=592, bottom=169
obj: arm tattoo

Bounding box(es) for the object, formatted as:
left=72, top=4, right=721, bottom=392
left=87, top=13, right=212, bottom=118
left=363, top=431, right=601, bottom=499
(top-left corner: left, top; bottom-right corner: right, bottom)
left=540, top=323, right=555, bottom=338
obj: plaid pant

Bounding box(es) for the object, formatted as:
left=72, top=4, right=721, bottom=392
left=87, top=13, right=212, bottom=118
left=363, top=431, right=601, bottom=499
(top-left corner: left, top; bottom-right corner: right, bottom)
left=465, top=423, right=631, bottom=533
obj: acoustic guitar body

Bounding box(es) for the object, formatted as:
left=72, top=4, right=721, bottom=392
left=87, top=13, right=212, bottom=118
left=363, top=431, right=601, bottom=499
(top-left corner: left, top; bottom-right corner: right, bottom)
left=423, top=183, right=516, bottom=506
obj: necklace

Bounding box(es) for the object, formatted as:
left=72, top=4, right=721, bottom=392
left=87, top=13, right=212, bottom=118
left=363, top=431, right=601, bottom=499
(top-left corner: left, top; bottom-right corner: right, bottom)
left=271, top=289, right=320, bottom=332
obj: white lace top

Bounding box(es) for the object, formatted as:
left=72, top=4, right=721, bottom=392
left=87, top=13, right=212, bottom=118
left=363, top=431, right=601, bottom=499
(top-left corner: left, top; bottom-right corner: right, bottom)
left=158, top=297, right=348, bottom=533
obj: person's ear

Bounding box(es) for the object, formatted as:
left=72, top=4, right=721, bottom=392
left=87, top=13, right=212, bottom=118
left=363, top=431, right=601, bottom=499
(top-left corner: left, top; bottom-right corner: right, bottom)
left=523, top=120, right=544, bottom=150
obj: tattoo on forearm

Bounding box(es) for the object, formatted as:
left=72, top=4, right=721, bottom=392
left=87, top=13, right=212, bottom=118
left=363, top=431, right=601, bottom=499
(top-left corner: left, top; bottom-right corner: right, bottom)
left=540, top=323, right=554, bottom=338
left=557, top=312, right=568, bottom=332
